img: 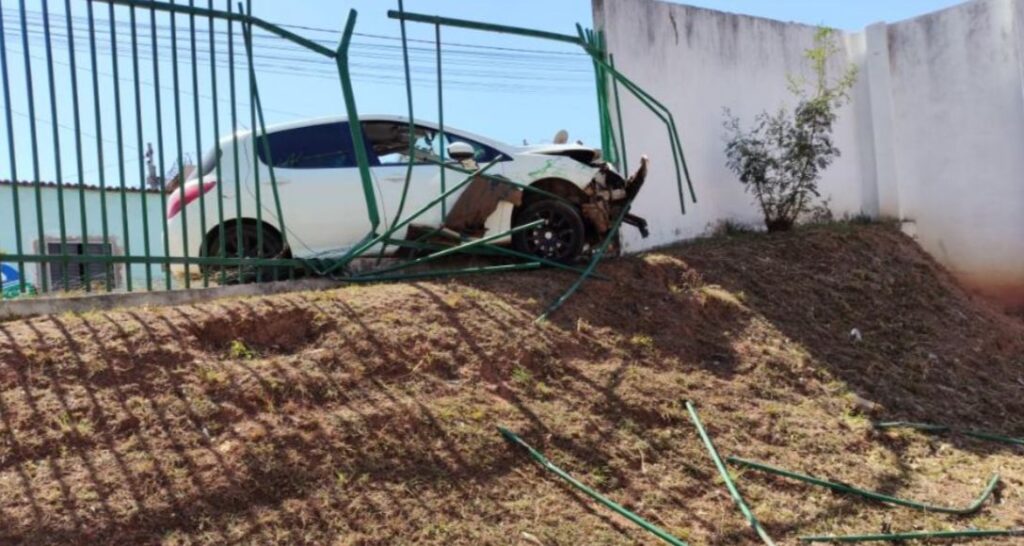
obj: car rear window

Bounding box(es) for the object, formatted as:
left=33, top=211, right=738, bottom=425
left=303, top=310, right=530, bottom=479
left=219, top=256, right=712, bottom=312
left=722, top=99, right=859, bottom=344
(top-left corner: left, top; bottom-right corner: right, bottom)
left=256, top=122, right=357, bottom=169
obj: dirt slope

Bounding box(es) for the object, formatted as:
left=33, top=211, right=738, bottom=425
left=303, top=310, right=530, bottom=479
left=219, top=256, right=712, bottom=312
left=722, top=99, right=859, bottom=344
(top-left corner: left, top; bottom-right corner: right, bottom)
left=1, top=223, right=1022, bottom=545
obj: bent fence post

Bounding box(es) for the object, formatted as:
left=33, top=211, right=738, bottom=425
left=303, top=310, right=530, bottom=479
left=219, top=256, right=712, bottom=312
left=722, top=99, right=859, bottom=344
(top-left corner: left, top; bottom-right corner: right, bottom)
left=355, top=219, right=546, bottom=279
left=727, top=457, right=1000, bottom=516
left=686, top=401, right=777, bottom=546
left=344, top=262, right=541, bottom=283
left=498, top=427, right=690, bottom=546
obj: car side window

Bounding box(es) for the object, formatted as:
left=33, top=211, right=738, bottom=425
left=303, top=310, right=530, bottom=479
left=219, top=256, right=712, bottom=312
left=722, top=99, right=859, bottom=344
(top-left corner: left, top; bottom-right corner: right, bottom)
left=363, top=121, right=443, bottom=166
left=256, top=122, right=357, bottom=169
left=443, top=132, right=505, bottom=164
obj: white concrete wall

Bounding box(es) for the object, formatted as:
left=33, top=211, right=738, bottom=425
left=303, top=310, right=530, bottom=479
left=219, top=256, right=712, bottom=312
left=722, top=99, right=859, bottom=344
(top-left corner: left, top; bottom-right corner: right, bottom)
left=595, top=0, right=1024, bottom=307
left=886, top=0, right=1024, bottom=303
left=0, top=185, right=168, bottom=291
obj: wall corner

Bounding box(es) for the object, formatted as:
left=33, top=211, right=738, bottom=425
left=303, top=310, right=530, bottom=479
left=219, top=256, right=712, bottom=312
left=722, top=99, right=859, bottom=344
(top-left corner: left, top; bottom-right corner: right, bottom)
left=864, top=22, right=902, bottom=219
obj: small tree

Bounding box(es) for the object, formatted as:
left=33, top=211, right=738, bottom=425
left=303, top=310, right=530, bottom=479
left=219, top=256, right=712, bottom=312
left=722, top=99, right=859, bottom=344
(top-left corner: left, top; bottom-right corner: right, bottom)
left=723, top=28, right=858, bottom=232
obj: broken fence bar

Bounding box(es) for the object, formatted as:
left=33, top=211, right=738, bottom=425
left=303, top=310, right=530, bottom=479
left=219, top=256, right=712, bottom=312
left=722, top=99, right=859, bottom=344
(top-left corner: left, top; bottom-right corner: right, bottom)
left=727, top=457, right=999, bottom=516
left=381, top=236, right=612, bottom=281
left=241, top=5, right=289, bottom=255
left=342, top=262, right=540, bottom=284
left=94, top=0, right=335, bottom=56
left=685, top=401, right=777, bottom=546
left=376, top=0, right=419, bottom=263
left=535, top=180, right=640, bottom=323
left=354, top=219, right=546, bottom=279
left=873, top=422, right=1024, bottom=447
left=386, top=10, right=581, bottom=45
left=799, top=529, right=1024, bottom=543
left=421, top=158, right=580, bottom=209
left=498, top=427, right=690, bottom=546
left=610, top=53, right=628, bottom=174
left=307, top=156, right=502, bottom=277
left=333, top=8, right=381, bottom=254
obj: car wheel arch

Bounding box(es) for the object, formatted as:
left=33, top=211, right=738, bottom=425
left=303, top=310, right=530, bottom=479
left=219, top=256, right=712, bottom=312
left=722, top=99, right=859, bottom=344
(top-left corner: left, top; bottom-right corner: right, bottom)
left=518, top=177, right=588, bottom=210
left=201, top=218, right=290, bottom=257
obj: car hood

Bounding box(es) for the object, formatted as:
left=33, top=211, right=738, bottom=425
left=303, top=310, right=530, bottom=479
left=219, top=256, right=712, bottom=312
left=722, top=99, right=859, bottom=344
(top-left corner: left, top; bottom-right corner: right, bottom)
left=516, top=143, right=603, bottom=165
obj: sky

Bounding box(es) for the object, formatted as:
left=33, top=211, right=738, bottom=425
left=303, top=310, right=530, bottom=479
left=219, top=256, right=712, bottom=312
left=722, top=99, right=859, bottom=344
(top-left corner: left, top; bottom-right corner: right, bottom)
left=0, top=0, right=965, bottom=186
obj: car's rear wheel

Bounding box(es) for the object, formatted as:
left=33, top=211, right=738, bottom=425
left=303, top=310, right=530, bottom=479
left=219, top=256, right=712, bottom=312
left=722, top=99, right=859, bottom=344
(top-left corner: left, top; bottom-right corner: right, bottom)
left=512, top=199, right=586, bottom=264
left=203, top=221, right=292, bottom=283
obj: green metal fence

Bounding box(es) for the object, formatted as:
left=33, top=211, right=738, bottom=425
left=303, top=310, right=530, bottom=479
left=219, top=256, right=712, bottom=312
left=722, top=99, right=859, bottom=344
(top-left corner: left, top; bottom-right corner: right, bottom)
left=0, top=0, right=695, bottom=319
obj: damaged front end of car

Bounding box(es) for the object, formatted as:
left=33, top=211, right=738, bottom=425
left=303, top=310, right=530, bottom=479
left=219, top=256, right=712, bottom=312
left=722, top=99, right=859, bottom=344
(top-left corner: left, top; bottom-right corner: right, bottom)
left=581, top=155, right=650, bottom=244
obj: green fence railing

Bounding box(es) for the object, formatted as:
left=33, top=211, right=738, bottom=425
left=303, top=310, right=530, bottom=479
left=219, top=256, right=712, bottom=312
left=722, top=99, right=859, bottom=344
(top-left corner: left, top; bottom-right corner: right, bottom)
left=0, top=0, right=695, bottom=320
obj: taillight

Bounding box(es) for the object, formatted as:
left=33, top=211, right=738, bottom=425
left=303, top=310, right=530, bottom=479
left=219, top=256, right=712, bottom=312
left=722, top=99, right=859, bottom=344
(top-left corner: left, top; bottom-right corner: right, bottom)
left=167, top=179, right=217, bottom=219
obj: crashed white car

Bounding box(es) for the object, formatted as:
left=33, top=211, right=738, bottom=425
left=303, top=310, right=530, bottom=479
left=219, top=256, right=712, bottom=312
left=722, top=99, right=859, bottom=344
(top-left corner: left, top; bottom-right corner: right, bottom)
left=167, top=114, right=647, bottom=278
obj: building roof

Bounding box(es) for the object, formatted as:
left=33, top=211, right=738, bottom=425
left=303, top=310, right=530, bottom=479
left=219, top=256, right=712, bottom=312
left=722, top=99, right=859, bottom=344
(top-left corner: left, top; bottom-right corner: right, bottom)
left=0, top=179, right=164, bottom=194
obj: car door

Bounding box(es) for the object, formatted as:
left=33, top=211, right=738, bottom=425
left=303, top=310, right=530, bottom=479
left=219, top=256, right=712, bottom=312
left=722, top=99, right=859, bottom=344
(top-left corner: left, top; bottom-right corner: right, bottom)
left=362, top=121, right=468, bottom=237
left=251, top=121, right=379, bottom=256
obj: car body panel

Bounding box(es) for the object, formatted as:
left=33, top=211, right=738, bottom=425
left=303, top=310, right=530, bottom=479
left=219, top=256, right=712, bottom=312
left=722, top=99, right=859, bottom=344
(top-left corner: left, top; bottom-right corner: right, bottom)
left=167, top=115, right=608, bottom=277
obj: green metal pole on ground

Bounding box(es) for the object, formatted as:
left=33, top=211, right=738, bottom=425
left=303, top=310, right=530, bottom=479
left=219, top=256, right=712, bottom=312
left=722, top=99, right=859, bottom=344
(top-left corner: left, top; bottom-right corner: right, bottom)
left=873, top=422, right=1024, bottom=447
left=686, top=401, right=777, bottom=546
left=727, top=457, right=999, bottom=515
left=498, top=427, right=690, bottom=546
left=800, top=529, right=1024, bottom=543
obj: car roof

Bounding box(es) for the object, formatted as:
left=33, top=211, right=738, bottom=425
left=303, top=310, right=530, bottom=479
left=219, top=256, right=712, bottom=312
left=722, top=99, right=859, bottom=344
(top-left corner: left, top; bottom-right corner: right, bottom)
left=245, top=114, right=517, bottom=156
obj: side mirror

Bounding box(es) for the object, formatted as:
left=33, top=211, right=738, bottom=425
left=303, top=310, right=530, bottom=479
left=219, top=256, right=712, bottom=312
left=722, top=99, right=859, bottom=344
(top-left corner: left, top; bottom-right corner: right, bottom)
left=447, top=141, right=476, bottom=162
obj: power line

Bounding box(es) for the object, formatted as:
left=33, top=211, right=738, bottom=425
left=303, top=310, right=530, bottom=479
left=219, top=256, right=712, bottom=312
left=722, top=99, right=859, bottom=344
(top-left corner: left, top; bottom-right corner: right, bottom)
left=3, top=8, right=590, bottom=59
left=0, top=13, right=593, bottom=75
left=2, top=31, right=595, bottom=93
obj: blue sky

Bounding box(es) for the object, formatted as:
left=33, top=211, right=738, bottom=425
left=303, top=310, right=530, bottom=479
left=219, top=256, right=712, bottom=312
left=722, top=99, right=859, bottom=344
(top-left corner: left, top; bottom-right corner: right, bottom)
left=0, top=0, right=964, bottom=186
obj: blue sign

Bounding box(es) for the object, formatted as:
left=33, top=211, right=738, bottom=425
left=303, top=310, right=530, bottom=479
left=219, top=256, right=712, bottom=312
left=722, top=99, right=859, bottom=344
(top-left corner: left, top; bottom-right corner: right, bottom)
left=0, top=263, right=17, bottom=286
left=2, top=263, right=37, bottom=298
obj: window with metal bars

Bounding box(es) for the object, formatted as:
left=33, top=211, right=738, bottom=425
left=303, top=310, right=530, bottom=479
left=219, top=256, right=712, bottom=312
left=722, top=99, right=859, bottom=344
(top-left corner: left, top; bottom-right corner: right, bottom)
left=45, top=242, right=115, bottom=291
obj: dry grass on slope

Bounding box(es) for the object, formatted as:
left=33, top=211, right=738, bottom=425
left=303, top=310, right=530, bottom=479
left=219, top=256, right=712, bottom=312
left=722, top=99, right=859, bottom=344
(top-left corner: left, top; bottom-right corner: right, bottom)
left=0, top=223, right=1022, bottom=545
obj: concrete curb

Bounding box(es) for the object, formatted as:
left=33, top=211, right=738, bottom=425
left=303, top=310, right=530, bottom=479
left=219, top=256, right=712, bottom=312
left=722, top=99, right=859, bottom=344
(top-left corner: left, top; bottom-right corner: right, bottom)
left=0, top=278, right=343, bottom=321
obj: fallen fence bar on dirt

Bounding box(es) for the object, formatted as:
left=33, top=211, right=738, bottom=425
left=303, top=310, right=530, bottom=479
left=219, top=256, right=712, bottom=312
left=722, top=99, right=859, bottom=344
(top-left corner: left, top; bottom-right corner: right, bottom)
left=799, top=529, right=1024, bottom=543
left=685, top=401, right=777, bottom=546
left=727, top=457, right=1000, bottom=515
left=873, top=421, right=1024, bottom=447
left=497, top=427, right=691, bottom=546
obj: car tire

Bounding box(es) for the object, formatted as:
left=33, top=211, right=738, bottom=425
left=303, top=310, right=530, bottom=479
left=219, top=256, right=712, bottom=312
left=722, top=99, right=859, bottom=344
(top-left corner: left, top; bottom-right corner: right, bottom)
left=512, top=199, right=586, bottom=264
left=203, top=221, right=293, bottom=283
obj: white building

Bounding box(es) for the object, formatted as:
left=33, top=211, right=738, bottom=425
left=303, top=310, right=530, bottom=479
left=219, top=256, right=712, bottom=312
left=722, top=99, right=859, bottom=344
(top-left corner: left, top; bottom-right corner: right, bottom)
left=0, top=179, right=168, bottom=294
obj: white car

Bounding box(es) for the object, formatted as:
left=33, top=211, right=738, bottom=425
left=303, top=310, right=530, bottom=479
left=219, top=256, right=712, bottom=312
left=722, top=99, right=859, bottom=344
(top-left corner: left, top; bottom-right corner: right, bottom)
left=166, top=114, right=647, bottom=280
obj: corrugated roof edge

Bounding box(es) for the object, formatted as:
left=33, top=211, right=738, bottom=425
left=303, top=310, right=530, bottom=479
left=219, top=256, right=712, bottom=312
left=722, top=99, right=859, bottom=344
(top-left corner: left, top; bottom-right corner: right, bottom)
left=0, top=179, right=164, bottom=194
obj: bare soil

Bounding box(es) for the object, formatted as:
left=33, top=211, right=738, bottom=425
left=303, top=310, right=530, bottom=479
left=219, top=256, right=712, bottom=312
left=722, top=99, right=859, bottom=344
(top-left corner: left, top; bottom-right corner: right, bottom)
left=1, top=223, right=1022, bottom=545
